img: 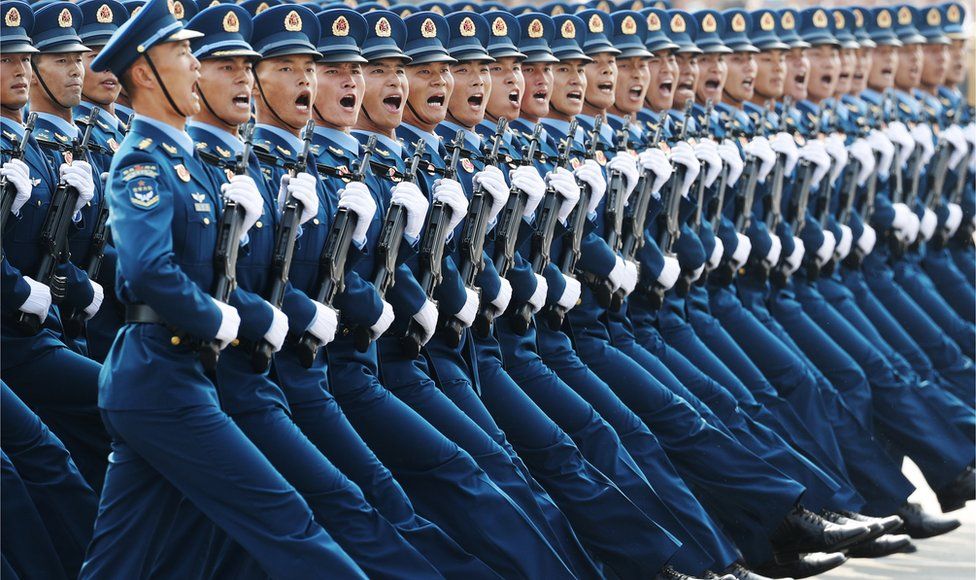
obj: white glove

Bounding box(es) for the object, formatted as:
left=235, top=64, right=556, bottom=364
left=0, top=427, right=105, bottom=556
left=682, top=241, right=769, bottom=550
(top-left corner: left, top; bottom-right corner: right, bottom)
left=370, top=300, right=395, bottom=339
left=744, top=136, right=776, bottom=182
left=619, top=259, right=639, bottom=295
left=707, top=237, right=724, bottom=270
left=222, top=175, right=263, bottom=240
left=278, top=172, right=319, bottom=226
left=669, top=142, right=701, bottom=198
left=1, top=159, right=31, bottom=215
left=946, top=203, right=963, bottom=237
left=891, top=202, right=919, bottom=242
left=212, top=298, right=240, bottom=349
left=263, top=305, right=288, bottom=352
left=472, top=166, right=510, bottom=224
left=910, top=123, right=935, bottom=166
left=657, top=255, right=680, bottom=290
left=815, top=230, right=836, bottom=266
left=770, top=132, right=800, bottom=175
left=607, top=256, right=627, bottom=291
left=19, top=277, right=51, bottom=322
left=799, top=141, right=832, bottom=187
left=307, top=300, right=339, bottom=346
left=510, top=165, right=546, bottom=218
left=527, top=273, right=548, bottom=313
left=576, top=159, right=607, bottom=214
left=390, top=181, right=429, bottom=240
left=491, top=277, right=512, bottom=314
left=606, top=153, right=640, bottom=201
left=455, top=287, right=479, bottom=327
left=856, top=224, right=876, bottom=256
left=765, top=234, right=782, bottom=267
left=942, top=125, right=969, bottom=170
left=639, top=147, right=673, bottom=194
left=866, top=129, right=895, bottom=178
left=966, top=122, right=976, bottom=147
left=834, top=224, right=853, bottom=260
left=730, top=232, right=752, bottom=269
left=689, top=264, right=705, bottom=282
left=783, top=237, right=805, bottom=274
left=919, top=207, right=937, bottom=241
left=83, top=280, right=104, bottom=320
left=718, top=139, right=745, bottom=186
left=60, top=161, right=95, bottom=216
left=546, top=168, right=581, bottom=223
left=556, top=275, right=581, bottom=310
left=413, top=299, right=438, bottom=346
left=338, top=181, right=377, bottom=245
left=432, top=179, right=468, bottom=232
left=885, top=121, right=916, bottom=168
left=694, top=140, right=723, bottom=188
left=849, top=139, right=876, bottom=186
left=824, top=134, right=848, bottom=185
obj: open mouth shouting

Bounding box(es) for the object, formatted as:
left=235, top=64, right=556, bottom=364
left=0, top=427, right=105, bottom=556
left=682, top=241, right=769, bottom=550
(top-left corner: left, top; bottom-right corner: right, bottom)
left=531, top=88, right=549, bottom=104
left=295, top=90, right=311, bottom=114
left=232, top=92, right=250, bottom=111
left=596, top=81, right=614, bottom=95
left=467, top=92, right=485, bottom=109
left=566, top=89, right=583, bottom=104
left=656, top=79, right=673, bottom=100
left=508, top=88, right=521, bottom=106
left=382, top=92, right=403, bottom=113
left=426, top=92, right=446, bottom=109
left=338, top=92, right=357, bottom=111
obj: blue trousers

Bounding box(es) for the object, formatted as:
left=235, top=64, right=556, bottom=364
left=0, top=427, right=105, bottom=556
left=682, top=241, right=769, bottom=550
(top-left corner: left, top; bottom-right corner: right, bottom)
left=1, top=451, right=67, bottom=580
left=893, top=259, right=975, bottom=358
left=922, top=248, right=976, bottom=323
left=949, top=243, right=975, bottom=287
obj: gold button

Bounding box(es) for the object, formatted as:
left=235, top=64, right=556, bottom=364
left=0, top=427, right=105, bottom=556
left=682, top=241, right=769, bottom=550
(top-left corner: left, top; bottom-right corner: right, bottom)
left=171, top=336, right=181, bottom=346
left=203, top=217, right=210, bottom=225
left=313, top=218, right=320, bottom=225
left=342, top=327, right=350, bottom=336
left=255, top=221, right=263, bottom=229
left=231, top=339, right=240, bottom=347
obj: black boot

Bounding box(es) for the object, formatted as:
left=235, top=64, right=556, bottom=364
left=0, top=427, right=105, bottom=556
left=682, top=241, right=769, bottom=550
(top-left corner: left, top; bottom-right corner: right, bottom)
left=722, top=562, right=785, bottom=580
left=657, top=565, right=735, bottom=580
left=846, top=534, right=915, bottom=558
left=753, top=552, right=847, bottom=579
left=771, top=505, right=872, bottom=553
left=936, top=466, right=975, bottom=513
left=896, top=502, right=961, bottom=539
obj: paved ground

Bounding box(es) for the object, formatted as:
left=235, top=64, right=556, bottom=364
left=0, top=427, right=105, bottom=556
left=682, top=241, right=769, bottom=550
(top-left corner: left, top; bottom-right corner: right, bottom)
left=821, top=460, right=975, bottom=579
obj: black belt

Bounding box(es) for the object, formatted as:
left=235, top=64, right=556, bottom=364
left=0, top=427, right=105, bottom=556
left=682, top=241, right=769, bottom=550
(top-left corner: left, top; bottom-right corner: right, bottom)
left=125, top=303, right=167, bottom=325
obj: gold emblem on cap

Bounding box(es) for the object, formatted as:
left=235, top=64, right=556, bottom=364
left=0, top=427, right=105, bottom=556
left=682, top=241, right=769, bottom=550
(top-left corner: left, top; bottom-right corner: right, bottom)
left=759, top=12, right=774, bottom=31
left=588, top=14, right=603, bottom=34
left=421, top=17, right=437, bottom=38
left=621, top=15, right=637, bottom=35
left=527, top=18, right=543, bottom=38
left=430, top=5, right=443, bottom=15
left=701, top=13, right=716, bottom=33
left=172, top=0, right=185, bottom=20
left=853, top=9, right=864, bottom=28
left=878, top=9, right=891, bottom=28
left=897, top=6, right=911, bottom=26
left=670, top=14, right=686, bottom=33
left=332, top=15, right=349, bottom=36
left=284, top=10, right=302, bottom=32
left=630, top=0, right=643, bottom=9
left=833, top=10, right=844, bottom=29
left=927, top=8, right=940, bottom=26
left=551, top=5, right=564, bottom=16
left=947, top=5, right=960, bottom=23
left=96, top=4, right=113, bottom=23
left=492, top=16, right=507, bottom=36
left=560, top=19, right=575, bottom=38
left=254, top=2, right=269, bottom=13
left=812, top=9, right=827, bottom=29
left=58, top=7, right=72, bottom=27
left=223, top=10, right=240, bottom=32
left=782, top=11, right=795, bottom=30
left=731, top=12, right=746, bottom=33
left=5, top=7, right=21, bottom=27
left=647, top=11, right=661, bottom=31
left=597, top=0, right=610, bottom=11
left=209, top=0, right=219, bottom=7
left=375, top=16, right=392, bottom=37
left=460, top=16, right=476, bottom=37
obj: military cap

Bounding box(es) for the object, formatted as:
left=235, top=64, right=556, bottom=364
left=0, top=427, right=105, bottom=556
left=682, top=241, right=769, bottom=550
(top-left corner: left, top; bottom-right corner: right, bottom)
left=250, top=4, right=321, bottom=59
left=402, top=11, right=454, bottom=64
left=517, top=12, right=559, bottom=63
left=198, top=0, right=232, bottom=9
left=91, top=0, right=203, bottom=75
left=32, top=2, right=90, bottom=53
left=585, top=0, right=616, bottom=13
left=798, top=8, right=838, bottom=47
left=239, top=0, right=281, bottom=17
left=316, top=8, right=368, bottom=62
left=749, top=9, right=789, bottom=51
left=915, top=5, right=950, bottom=45
left=693, top=10, right=732, bottom=54
left=831, top=8, right=859, bottom=49
left=664, top=10, right=699, bottom=54
left=120, top=0, right=146, bottom=17
left=892, top=5, right=925, bottom=45
left=354, top=2, right=385, bottom=14
left=510, top=5, right=537, bottom=17
left=169, top=0, right=197, bottom=24
left=416, top=1, right=449, bottom=16
left=942, top=2, right=966, bottom=40
left=445, top=12, right=492, bottom=62
left=775, top=8, right=808, bottom=49
left=483, top=10, right=526, bottom=60
left=450, top=1, right=479, bottom=13
left=650, top=0, right=670, bottom=9
left=77, top=0, right=127, bottom=47
left=550, top=14, right=590, bottom=61
left=620, top=0, right=647, bottom=10
left=540, top=2, right=570, bottom=17
left=642, top=8, right=679, bottom=52
left=387, top=3, right=414, bottom=18
left=849, top=7, right=875, bottom=49
left=479, top=2, right=507, bottom=13
left=868, top=7, right=902, bottom=47
left=1, top=0, right=39, bottom=53
left=187, top=3, right=259, bottom=59
left=362, top=10, right=409, bottom=61
left=720, top=9, right=758, bottom=52
left=577, top=9, right=620, bottom=56
left=612, top=10, right=653, bottom=57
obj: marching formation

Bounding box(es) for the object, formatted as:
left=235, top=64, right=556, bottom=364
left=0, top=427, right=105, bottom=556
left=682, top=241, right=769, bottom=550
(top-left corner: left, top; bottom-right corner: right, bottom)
left=0, top=0, right=973, bottom=577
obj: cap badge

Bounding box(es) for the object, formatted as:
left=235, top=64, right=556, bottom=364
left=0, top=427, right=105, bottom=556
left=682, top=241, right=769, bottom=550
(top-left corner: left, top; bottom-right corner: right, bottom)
left=647, top=11, right=660, bottom=31
left=492, top=16, right=506, bottom=36
left=760, top=12, right=774, bottom=31
left=528, top=18, right=543, bottom=38
left=621, top=15, right=637, bottom=35
left=97, top=4, right=113, bottom=23
left=812, top=10, right=827, bottom=29
left=223, top=10, right=240, bottom=32
left=375, top=16, right=391, bottom=37
left=833, top=11, right=844, bottom=29
left=947, top=5, right=960, bottom=23
left=5, top=7, right=20, bottom=27
left=332, top=15, right=349, bottom=36
left=878, top=9, right=891, bottom=28
left=731, top=12, right=746, bottom=33
left=781, top=11, right=794, bottom=30
left=927, top=8, right=940, bottom=26
left=701, top=13, right=716, bottom=33
left=460, top=16, right=476, bottom=37
left=897, top=6, right=911, bottom=26
left=560, top=19, right=575, bottom=38
left=421, top=17, right=436, bottom=38
left=171, top=0, right=185, bottom=20
left=588, top=13, right=603, bottom=33
left=58, top=7, right=72, bottom=27
left=671, top=14, right=686, bottom=33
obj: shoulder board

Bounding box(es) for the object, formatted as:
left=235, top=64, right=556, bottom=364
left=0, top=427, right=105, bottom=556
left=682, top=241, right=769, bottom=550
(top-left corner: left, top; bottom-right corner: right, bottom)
left=253, top=145, right=284, bottom=167
left=1, top=129, right=17, bottom=142
left=160, top=142, right=180, bottom=157
left=136, top=137, right=156, bottom=151
left=214, top=145, right=232, bottom=159
left=328, top=145, right=345, bottom=157
left=96, top=119, right=110, bottom=131
left=275, top=144, right=292, bottom=157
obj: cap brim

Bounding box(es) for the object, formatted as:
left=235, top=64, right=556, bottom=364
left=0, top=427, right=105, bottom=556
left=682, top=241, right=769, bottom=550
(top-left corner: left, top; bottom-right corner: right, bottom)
left=726, top=42, right=759, bottom=52
left=521, top=50, right=560, bottom=63
left=408, top=50, right=458, bottom=64
left=872, top=36, right=903, bottom=47
left=363, top=49, right=412, bottom=62
left=754, top=40, right=790, bottom=50
left=699, top=43, right=733, bottom=54
left=450, top=49, right=494, bottom=62
left=261, top=47, right=324, bottom=59
left=80, top=34, right=115, bottom=47
left=923, top=34, right=951, bottom=45
left=1, top=41, right=40, bottom=53
left=837, top=39, right=860, bottom=49
left=619, top=46, right=655, bottom=57
left=646, top=40, right=680, bottom=52
left=554, top=50, right=592, bottom=62
left=585, top=44, right=622, bottom=56
left=946, top=31, right=966, bottom=40
left=317, top=52, right=369, bottom=63
left=855, top=37, right=876, bottom=48
left=167, top=28, right=205, bottom=42
left=897, top=32, right=926, bottom=45
left=489, top=48, right=528, bottom=60
left=38, top=41, right=92, bottom=53
left=206, top=48, right=263, bottom=58
left=805, top=36, right=839, bottom=47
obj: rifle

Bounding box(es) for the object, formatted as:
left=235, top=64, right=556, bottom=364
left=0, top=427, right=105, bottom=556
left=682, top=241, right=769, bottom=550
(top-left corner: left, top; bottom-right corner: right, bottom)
left=691, top=100, right=715, bottom=235
left=732, top=103, right=769, bottom=235
left=1, top=113, right=37, bottom=236
left=603, top=114, right=633, bottom=252
left=764, top=97, right=791, bottom=236
left=251, top=119, right=315, bottom=372
left=295, top=135, right=378, bottom=368
left=472, top=123, right=543, bottom=337
left=511, top=120, right=577, bottom=334
left=401, top=130, right=464, bottom=358
left=18, top=110, right=99, bottom=335
left=354, top=138, right=426, bottom=352
left=443, top=118, right=507, bottom=347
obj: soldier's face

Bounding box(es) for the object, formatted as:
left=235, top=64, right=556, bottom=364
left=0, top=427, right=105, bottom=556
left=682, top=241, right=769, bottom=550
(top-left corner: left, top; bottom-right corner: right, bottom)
left=82, top=48, right=121, bottom=107
left=920, top=43, right=949, bottom=88
left=754, top=49, right=785, bottom=100
left=141, top=40, right=201, bottom=116
left=894, top=43, right=922, bottom=89
left=584, top=52, right=617, bottom=111
left=867, top=44, right=897, bottom=90
left=645, top=49, right=676, bottom=112
left=852, top=47, right=872, bottom=94
left=835, top=48, right=856, bottom=96
left=196, top=57, right=254, bottom=128
left=31, top=52, right=84, bottom=110
left=723, top=51, right=756, bottom=103
left=254, top=55, right=316, bottom=131
left=520, top=62, right=552, bottom=120
left=549, top=60, right=586, bottom=120
left=673, top=53, right=698, bottom=111
left=695, top=53, right=726, bottom=105
left=314, top=62, right=364, bottom=131
left=613, top=56, right=649, bottom=116
left=784, top=47, right=809, bottom=102
left=361, top=58, right=407, bottom=131
left=805, top=45, right=839, bottom=102
left=487, top=57, right=524, bottom=122
left=403, top=61, right=452, bottom=130
left=448, top=60, right=490, bottom=128
left=946, top=39, right=967, bottom=85
left=0, top=53, right=32, bottom=111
